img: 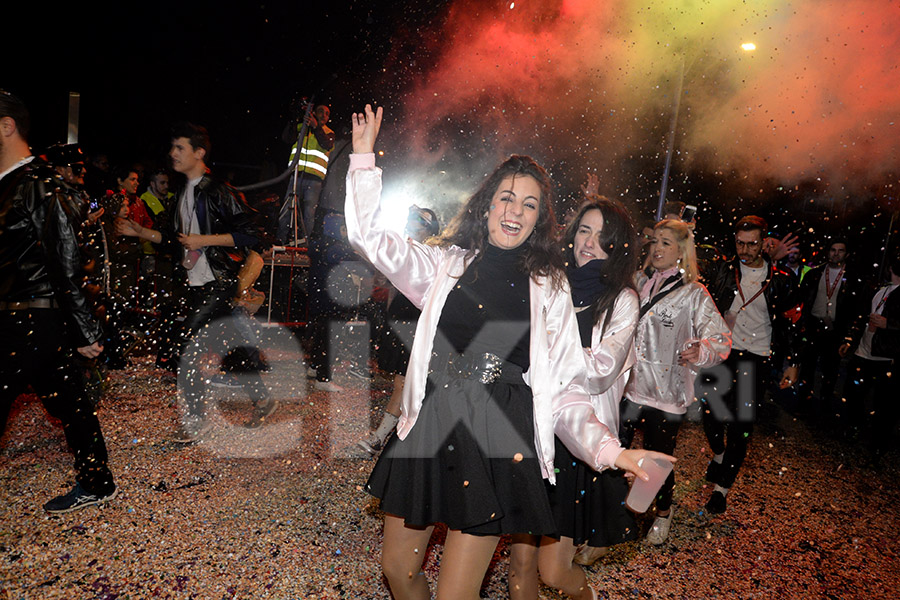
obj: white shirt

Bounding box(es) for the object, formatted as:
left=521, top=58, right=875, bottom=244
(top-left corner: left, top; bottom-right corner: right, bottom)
left=0, top=156, right=34, bottom=182
left=811, top=265, right=844, bottom=321
left=178, top=176, right=216, bottom=287
left=855, top=284, right=897, bottom=361
left=728, top=263, right=772, bottom=356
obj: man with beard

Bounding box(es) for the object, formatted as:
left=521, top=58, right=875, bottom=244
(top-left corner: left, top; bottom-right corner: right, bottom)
left=702, top=215, right=799, bottom=514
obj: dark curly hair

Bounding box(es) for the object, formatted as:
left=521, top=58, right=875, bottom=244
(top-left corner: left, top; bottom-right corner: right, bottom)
left=438, top=155, right=565, bottom=288
left=562, top=196, right=638, bottom=337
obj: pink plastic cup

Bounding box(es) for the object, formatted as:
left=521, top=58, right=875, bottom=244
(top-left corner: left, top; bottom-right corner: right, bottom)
left=625, top=456, right=674, bottom=513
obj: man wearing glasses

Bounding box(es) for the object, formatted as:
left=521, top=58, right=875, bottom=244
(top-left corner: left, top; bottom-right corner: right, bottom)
left=701, top=215, right=799, bottom=514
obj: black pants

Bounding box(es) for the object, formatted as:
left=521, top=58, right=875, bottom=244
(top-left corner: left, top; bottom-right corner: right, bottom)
left=176, top=283, right=267, bottom=418
left=0, top=310, right=115, bottom=496
left=798, top=317, right=843, bottom=413
left=701, top=350, right=768, bottom=489
left=844, top=356, right=896, bottom=454
left=620, top=400, right=682, bottom=512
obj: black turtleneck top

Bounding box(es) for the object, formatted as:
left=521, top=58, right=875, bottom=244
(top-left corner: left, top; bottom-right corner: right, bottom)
left=435, top=243, right=532, bottom=370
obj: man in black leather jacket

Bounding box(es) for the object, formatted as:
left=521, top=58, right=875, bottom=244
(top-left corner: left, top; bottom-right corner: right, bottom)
left=0, top=90, right=117, bottom=513
left=121, top=122, right=275, bottom=441
left=699, top=215, right=799, bottom=514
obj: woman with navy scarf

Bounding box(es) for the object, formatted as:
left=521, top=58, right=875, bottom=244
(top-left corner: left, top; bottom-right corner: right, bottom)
left=509, top=197, right=656, bottom=600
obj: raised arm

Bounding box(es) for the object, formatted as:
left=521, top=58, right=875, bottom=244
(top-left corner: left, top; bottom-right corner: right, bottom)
left=344, top=105, right=444, bottom=308
left=352, top=104, right=383, bottom=155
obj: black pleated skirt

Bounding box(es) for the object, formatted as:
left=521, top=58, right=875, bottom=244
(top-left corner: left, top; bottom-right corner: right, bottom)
left=545, top=437, right=638, bottom=546
left=366, top=372, right=558, bottom=537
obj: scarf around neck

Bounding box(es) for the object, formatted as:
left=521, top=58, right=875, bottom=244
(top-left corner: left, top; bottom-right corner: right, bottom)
left=640, top=266, right=681, bottom=302
left=568, top=258, right=609, bottom=307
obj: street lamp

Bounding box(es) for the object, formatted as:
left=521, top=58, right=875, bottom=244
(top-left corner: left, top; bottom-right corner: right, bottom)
left=655, top=42, right=756, bottom=221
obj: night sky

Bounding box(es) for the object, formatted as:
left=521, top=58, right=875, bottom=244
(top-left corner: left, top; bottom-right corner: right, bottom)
left=8, top=0, right=900, bottom=268
left=8, top=1, right=432, bottom=174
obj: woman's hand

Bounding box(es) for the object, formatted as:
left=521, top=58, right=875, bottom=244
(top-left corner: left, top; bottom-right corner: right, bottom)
left=352, top=104, right=383, bottom=154
left=677, top=341, right=701, bottom=366
left=580, top=172, right=600, bottom=197
left=614, top=449, right=676, bottom=482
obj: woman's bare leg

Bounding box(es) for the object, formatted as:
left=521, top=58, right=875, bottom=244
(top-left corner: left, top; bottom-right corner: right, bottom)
left=508, top=534, right=540, bottom=600
left=434, top=530, right=501, bottom=600
left=382, top=514, right=434, bottom=600
left=385, top=374, right=404, bottom=417
left=537, top=536, right=593, bottom=600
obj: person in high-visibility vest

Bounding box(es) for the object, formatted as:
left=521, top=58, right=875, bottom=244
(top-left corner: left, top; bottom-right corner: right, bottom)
left=139, top=169, right=176, bottom=304
left=277, top=104, right=334, bottom=244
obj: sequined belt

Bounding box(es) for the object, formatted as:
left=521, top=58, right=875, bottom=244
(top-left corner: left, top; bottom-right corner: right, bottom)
left=439, top=352, right=524, bottom=385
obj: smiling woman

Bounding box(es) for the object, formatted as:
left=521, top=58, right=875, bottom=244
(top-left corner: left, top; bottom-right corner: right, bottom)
left=572, top=207, right=609, bottom=266
left=486, top=174, right=540, bottom=249
left=506, top=196, right=644, bottom=600
left=344, top=104, right=672, bottom=599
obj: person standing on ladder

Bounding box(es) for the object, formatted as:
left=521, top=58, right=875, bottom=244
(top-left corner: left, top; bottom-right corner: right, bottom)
left=276, top=101, right=334, bottom=245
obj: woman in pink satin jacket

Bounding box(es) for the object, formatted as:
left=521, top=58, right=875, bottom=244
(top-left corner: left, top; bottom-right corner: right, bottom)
left=345, top=105, right=670, bottom=600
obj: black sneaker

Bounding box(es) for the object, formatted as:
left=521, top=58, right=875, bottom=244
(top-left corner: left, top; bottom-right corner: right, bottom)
left=44, top=483, right=118, bottom=514
left=208, top=372, right=241, bottom=388
left=705, top=491, right=727, bottom=515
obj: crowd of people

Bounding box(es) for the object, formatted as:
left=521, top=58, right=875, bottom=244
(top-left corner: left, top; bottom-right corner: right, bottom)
left=2, top=90, right=898, bottom=598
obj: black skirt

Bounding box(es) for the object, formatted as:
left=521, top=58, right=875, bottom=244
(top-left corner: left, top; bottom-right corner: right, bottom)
left=546, top=437, right=638, bottom=546
left=366, top=372, right=558, bottom=537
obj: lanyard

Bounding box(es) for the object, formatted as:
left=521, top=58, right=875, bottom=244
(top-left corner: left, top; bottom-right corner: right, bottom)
left=734, top=265, right=771, bottom=311
left=875, top=285, right=896, bottom=313
left=824, top=265, right=845, bottom=300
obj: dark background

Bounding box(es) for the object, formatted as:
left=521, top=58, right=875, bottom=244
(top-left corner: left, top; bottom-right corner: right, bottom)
left=7, top=2, right=899, bottom=277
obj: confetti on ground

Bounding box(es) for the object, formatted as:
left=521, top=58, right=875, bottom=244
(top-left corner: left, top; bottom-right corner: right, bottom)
left=1, top=352, right=898, bottom=598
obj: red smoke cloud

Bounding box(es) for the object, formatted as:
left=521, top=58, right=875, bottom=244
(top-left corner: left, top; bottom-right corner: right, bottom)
left=387, top=0, right=900, bottom=198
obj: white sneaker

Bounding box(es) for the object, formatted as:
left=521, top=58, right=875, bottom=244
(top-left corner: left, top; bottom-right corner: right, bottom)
left=356, top=435, right=383, bottom=457
left=572, top=544, right=610, bottom=566
left=314, top=380, right=344, bottom=392
left=645, top=508, right=674, bottom=545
